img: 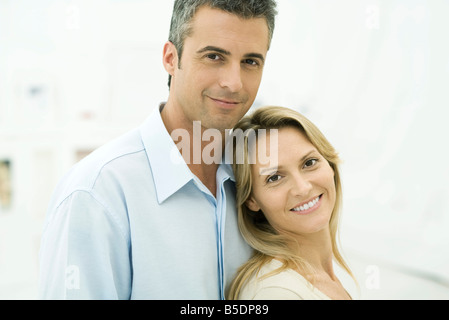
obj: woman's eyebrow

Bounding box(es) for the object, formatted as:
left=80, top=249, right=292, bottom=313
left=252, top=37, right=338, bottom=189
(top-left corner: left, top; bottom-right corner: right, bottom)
left=300, top=150, right=318, bottom=162
left=259, top=165, right=281, bottom=176
left=257, top=149, right=318, bottom=176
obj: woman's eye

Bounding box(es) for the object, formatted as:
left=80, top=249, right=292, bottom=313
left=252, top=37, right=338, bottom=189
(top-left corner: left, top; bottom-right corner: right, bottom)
left=304, top=159, right=318, bottom=168
left=267, top=174, right=282, bottom=183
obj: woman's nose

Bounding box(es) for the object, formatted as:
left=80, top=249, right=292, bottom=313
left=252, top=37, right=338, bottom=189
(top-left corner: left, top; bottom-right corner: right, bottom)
left=290, top=174, right=313, bottom=197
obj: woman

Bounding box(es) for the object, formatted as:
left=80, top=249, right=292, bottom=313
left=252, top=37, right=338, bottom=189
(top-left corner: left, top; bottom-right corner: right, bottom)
left=227, top=106, right=355, bottom=300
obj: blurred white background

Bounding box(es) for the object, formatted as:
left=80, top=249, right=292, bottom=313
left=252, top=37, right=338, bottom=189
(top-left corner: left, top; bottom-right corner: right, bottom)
left=1, top=0, right=448, bottom=299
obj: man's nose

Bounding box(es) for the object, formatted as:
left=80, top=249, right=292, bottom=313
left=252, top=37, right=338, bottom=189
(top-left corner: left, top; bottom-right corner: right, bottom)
left=218, top=62, right=243, bottom=92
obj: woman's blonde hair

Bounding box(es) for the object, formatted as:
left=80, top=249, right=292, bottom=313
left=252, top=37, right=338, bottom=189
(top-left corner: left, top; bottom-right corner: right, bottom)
left=227, top=106, right=354, bottom=299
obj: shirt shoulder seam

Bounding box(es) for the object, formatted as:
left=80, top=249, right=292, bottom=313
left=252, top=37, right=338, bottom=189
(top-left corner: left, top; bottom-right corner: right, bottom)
left=90, top=148, right=145, bottom=191
left=54, top=189, right=130, bottom=245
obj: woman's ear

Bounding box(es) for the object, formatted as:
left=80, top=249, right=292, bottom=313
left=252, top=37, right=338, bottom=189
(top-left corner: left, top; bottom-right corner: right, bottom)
left=245, top=196, right=261, bottom=212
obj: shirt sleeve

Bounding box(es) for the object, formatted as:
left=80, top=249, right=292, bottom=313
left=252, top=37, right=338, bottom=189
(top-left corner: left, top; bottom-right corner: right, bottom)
left=252, top=286, right=304, bottom=300
left=38, top=190, right=132, bottom=299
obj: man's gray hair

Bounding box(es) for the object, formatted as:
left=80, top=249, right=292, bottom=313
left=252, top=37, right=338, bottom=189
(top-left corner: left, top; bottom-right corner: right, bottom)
left=167, top=0, right=278, bottom=88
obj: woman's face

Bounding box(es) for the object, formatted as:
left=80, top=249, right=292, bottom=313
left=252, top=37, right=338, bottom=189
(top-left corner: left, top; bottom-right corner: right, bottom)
left=246, top=126, right=336, bottom=237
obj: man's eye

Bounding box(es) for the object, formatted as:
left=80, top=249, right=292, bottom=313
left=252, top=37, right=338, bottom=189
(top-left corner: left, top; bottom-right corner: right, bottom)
left=206, top=54, right=221, bottom=60
left=244, top=59, right=258, bottom=66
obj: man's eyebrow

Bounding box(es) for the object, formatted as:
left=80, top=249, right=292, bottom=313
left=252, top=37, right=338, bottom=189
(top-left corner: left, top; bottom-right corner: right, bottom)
left=197, top=46, right=265, bottom=64
left=197, top=46, right=231, bottom=56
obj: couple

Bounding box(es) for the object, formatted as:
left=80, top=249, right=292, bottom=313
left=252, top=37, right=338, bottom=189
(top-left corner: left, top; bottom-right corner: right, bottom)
left=38, top=0, right=353, bottom=300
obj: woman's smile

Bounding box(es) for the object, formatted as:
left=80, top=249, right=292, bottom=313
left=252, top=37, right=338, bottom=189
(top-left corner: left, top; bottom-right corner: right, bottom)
left=290, top=194, right=323, bottom=215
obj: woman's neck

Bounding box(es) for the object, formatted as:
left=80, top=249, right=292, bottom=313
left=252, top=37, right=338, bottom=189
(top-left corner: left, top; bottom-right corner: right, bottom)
left=289, top=228, right=336, bottom=279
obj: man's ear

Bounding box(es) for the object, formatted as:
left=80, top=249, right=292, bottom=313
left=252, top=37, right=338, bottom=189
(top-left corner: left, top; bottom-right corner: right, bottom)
left=245, top=196, right=261, bottom=212
left=162, top=41, right=178, bottom=77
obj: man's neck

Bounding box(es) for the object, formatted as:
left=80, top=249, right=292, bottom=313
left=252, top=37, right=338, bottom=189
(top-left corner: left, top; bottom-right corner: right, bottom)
left=160, top=101, right=224, bottom=197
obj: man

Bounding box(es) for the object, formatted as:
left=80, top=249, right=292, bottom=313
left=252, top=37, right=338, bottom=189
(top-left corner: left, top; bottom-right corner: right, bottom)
left=38, top=0, right=277, bottom=299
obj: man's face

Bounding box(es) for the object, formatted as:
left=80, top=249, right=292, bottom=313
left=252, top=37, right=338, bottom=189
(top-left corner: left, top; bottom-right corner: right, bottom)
left=169, top=6, right=270, bottom=132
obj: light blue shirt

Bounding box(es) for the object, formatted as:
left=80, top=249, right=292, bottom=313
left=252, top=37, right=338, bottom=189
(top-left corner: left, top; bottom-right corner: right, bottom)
left=38, top=105, right=252, bottom=300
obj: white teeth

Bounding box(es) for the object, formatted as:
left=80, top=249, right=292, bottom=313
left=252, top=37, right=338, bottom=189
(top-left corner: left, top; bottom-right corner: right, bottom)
left=292, top=195, right=320, bottom=212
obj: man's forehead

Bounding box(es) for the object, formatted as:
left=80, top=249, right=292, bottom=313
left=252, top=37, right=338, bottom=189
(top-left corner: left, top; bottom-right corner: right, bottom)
left=187, top=6, right=270, bottom=51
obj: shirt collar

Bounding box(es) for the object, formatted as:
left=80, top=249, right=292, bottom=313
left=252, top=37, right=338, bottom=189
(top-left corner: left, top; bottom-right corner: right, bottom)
left=139, top=104, right=194, bottom=204
left=139, top=104, right=236, bottom=204
left=220, top=138, right=236, bottom=183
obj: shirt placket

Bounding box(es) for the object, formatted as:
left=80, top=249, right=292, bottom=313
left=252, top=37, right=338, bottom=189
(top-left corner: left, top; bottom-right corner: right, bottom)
left=215, top=174, right=230, bottom=300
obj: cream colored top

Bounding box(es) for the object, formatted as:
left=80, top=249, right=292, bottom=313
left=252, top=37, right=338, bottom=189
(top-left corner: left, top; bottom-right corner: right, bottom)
left=238, top=259, right=331, bottom=300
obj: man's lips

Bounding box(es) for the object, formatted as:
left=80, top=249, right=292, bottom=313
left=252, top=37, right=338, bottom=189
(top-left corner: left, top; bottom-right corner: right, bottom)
left=208, top=96, right=240, bottom=105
